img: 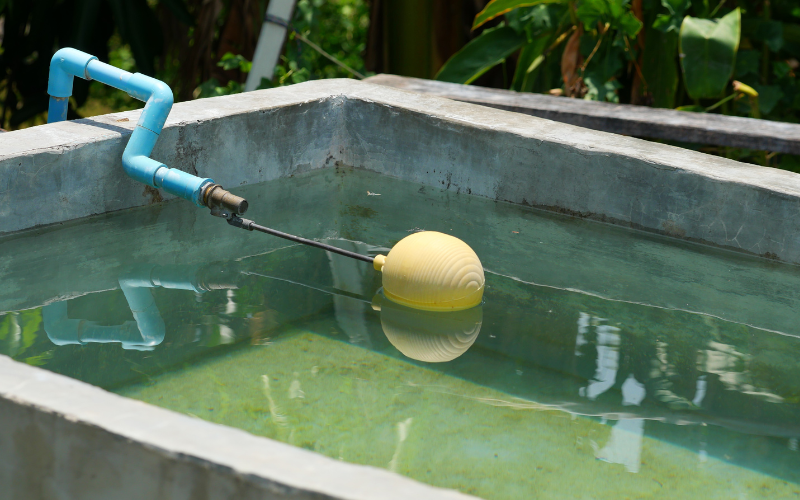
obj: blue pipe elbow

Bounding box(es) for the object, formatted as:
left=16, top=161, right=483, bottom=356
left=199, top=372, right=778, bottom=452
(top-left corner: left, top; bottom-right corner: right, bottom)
left=48, top=48, right=97, bottom=123
left=47, top=48, right=213, bottom=207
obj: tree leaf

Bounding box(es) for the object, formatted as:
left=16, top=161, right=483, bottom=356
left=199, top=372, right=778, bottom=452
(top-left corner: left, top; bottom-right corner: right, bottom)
left=506, top=3, right=563, bottom=38
left=679, top=8, right=741, bottom=99
left=742, top=19, right=784, bottom=53
left=676, top=105, right=706, bottom=112
left=582, top=41, right=624, bottom=101
left=617, top=12, right=644, bottom=37
left=576, top=0, right=642, bottom=37
left=752, top=84, right=784, bottom=114
left=756, top=20, right=783, bottom=52
left=473, top=0, right=566, bottom=30
left=159, top=0, right=194, bottom=27
left=584, top=72, right=622, bottom=101
left=734, top=50, right=760, bottom=78
left=435, top=26, right=527, bottom=84
left=642, top=28, right=679, bottom=107
left=511, top=34, right=550, bottom=91
left=561, top=27, right=584, bottom=96
left=219, top=53, right=252, bottom=72
left=108, top=0, right=163, bottom=76
left=653, top=0, right=691, bottom=33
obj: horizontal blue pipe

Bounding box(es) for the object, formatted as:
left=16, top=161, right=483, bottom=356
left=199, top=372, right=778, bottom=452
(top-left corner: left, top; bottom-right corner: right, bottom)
left=47, top=48, right=212, bottom=206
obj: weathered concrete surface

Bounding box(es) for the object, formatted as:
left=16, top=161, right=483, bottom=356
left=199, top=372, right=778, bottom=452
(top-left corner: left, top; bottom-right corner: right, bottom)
left=0, top=355, right=476, bottom=500
left=365, top=74, right=800, bottom=154
left=0, top=86, right=345, bottom=234
left=340, top=81, right=800, bottom=264
left=3, top=79, right=800, bottom=266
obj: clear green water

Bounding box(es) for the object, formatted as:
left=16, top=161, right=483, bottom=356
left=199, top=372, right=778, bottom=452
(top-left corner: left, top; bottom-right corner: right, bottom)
left=1, top=167, right=799, bottom=499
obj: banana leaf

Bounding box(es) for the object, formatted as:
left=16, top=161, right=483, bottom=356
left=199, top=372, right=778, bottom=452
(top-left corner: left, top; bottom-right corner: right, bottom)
left=435, top=26, right=527, bottom=85
left=679, top=8, right=741, bottom=99
left=473, top=0, right=566, bottom=30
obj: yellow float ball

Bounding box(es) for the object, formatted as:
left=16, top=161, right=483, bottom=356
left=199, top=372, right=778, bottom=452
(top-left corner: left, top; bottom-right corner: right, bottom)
left=373, top=231, right=485, bottom=311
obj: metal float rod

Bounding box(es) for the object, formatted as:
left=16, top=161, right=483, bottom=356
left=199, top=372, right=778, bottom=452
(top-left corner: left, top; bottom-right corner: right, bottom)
left=227, top=216, right=375, bottom=264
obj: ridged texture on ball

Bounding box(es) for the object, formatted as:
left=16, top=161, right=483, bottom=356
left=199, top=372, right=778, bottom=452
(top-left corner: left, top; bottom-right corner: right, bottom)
left=381, top=231, right=484, bottom=311
left=381, top=303, right=482, bottom=362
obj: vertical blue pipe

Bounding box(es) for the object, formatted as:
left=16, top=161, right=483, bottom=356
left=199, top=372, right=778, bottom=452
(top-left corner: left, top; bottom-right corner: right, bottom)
left=47, top=48, right=213, bottom=206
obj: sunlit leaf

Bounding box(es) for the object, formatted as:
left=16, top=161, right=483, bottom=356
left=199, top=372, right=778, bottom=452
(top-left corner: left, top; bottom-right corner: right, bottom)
left=584, top=73, right=622, bottom=102
left=218, top=53, right=252, bottom=72
left=473, top=0, right=566, bottom=30
left=436, top=26, right=527, bottom=84
left=676, top=105, right=706, bottom=112
left=679, top=8, right=741, bottom=99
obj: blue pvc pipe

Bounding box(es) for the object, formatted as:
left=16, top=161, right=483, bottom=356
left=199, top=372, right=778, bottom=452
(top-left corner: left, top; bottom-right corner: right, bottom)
left=47, top=48, right=212, bottom=206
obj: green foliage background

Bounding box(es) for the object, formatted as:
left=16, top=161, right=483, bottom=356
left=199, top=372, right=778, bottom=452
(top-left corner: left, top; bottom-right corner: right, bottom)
left=0, top=0, right=369, bottom=127
left=1, top=0, right=798, bottom=169
left=437, top=0, right=800, bottom=169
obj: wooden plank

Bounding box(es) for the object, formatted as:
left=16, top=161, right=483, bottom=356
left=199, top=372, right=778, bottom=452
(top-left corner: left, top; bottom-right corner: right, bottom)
left=365, top=74, right=800, bottom=155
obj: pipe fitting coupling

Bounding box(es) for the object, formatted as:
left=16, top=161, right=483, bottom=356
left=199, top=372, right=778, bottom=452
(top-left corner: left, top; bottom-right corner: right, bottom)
left=203, top=183, right=249, bottom=217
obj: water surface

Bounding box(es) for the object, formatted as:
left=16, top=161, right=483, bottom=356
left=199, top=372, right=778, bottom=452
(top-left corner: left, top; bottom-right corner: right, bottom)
left=1, top=167, right=799, bottom=499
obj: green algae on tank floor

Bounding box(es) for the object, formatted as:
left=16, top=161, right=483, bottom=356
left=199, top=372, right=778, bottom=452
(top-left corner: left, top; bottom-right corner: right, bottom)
left=1, top=167, right=800, bottom=499
left=117, top=331, right=800, bottom=500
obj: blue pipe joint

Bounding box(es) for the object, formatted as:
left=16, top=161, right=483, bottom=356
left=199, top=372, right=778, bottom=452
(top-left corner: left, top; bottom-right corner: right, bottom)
left=47, top=48, right=97, bottom=124
left=127, top=73, right=173, bottom=129
left=156, top=167, right=212, bottom=206
left=48, top=48, right=96, bottom=98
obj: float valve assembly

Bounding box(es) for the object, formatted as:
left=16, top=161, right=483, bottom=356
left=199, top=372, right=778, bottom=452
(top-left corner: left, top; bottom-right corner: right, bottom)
left=47, top=48, right=484, bottom=312
left=47, top=48, right=244, bottom=215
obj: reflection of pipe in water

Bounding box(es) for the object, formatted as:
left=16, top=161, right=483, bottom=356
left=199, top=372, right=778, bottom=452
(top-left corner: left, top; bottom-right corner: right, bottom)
left=42, top=301, right=147, bottom=350
left=372, top=292, right=482, bottom=363
left=43, top=263, right=238, bottom=350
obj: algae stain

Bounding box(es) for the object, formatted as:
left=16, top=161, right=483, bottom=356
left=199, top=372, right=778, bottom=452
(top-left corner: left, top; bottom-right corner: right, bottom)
left=342, top=205, right=377, bottom=219
left=143, top=185, right=163, bottom=204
